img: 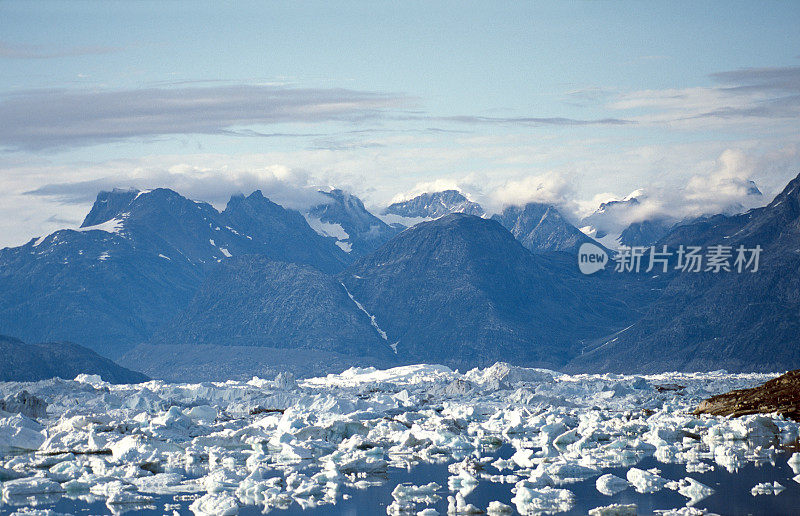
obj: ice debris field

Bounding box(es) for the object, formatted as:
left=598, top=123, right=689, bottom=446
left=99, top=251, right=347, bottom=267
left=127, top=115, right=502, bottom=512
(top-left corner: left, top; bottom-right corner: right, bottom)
left=1, top=364, right=799, bottom=515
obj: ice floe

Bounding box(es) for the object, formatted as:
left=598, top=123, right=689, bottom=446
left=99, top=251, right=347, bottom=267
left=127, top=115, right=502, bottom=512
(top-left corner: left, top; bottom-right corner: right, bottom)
left=0, top=365, right=796, bottom=514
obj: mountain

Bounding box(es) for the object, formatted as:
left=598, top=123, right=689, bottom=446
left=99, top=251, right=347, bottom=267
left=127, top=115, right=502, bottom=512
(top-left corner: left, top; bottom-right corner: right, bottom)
left=305, top=189, right=401, bottom=258
left=147, top=255, right=395, bottom=357
left=568, top=172, right=800, bottom=373
left=220, top=190, right=348, bottom=273
left=384, top=190, right=484, bottom=220
left=340, top=213, right=641, bottom=370
left=0, top=188, right=347, bottom=358
left=580, top=182, right=763, bottom=249
left=491, top=202, right=601, bottom=254
left=578, top=191, right=647, bottom=249
left=618, top=218, right=674, bottom=247
left=0, top=335, right=148, bottom=384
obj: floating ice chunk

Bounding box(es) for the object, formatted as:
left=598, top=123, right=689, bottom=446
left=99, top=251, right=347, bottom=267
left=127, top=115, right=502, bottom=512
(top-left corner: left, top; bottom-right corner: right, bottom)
left=491, top=458, right=513, bottom=471
left=2, top=476, right=64, bottom=497
left=184, top=405, right=218, bottom=422
left=275, top=371, right=298, bottom=390
left=446, top=492, right=482, bottom=514
left=190, top=492, right=240, bottom=515
left=417, top=509, right=439, bottom=516
left=653, top=508, right=709, bottom=516
left=510, top=447, right=538, bottom=469
left=486, top=500, right=513, bottom=515
left=668, top=477, right=714, bottom=506
left=685, top=461, right=714, bottom=474
left=388, top=482, right=441, bottom=514
left=448, top=470, right=478, bottom=497
left=0, top=391, right=48, bottom=418
left=107, top=489, right=153, bottom=505
left=131, top=472, right=186, bottom=494
left=511, top=481, right=574, bottom=514
left=543, top=461, right=600, bottom=485
left=464, top=362, right=555, bottom=389
left=750, top=480, right=785, bottom=496
left=711, top=444, right=745, bottom=473
left=788, top=452, right=800, bottom=475
left=589, top=503, right=637, bottom=516
left=0, top=413, right=46, bottom=451
left=74, top=373, right=106, bottom=386
left=392, top=482, right=441, bottom=504
left=626, top=467, right=667, bottom=493
left=595, top=473, right=629, bottom=496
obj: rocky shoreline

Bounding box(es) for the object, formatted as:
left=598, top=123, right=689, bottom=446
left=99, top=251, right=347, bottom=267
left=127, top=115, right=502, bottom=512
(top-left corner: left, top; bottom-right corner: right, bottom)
left=694, top=369, right=800, bottom=419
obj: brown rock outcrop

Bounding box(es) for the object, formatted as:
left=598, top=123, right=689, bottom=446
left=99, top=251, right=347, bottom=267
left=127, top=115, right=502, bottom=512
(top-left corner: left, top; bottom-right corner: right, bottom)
left=693, top=370, right=800, bottom=419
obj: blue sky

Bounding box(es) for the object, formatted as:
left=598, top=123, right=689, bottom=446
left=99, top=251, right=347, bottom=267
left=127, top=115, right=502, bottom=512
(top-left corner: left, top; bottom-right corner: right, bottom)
left=1, top=1, right=799, bottom=245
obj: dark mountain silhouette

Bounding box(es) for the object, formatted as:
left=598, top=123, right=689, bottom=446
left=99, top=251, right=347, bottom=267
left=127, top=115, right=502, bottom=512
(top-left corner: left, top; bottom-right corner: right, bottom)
left=0, top=335, right=148, bottom=384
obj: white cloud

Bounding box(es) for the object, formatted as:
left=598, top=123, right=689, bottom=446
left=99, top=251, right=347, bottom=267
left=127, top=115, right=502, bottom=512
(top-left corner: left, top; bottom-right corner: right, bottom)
left=487, top=171, right=577, bottom=214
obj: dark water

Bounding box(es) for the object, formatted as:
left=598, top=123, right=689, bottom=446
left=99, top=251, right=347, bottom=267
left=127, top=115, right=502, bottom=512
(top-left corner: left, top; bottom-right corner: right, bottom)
left=3, top=445, right=800, bottom=515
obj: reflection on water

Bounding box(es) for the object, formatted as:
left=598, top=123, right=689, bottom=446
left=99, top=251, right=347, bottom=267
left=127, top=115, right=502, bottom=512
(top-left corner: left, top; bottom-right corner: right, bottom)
left=3, top=441, right=800, bottom=515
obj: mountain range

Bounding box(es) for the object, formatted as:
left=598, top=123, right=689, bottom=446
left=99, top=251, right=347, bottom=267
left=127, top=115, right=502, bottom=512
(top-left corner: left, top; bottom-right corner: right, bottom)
left=568, top=172, right=800, bottom=373
left=1, top=173, right=798, bottom=380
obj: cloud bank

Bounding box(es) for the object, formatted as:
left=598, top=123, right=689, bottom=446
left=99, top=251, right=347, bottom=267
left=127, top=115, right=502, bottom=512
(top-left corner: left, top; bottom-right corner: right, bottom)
left=0, top=85, right=410, bottom=151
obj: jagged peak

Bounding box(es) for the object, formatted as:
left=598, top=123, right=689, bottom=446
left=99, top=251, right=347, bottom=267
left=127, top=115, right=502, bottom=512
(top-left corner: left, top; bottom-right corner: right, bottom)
left=767, top=171, right=800, bottom=208
left=80, top=188, right=140, bottom=227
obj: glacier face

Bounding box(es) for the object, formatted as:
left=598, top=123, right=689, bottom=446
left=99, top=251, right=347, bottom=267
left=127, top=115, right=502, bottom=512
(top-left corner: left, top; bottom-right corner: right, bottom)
left=0, top=365, right=797, bottom=515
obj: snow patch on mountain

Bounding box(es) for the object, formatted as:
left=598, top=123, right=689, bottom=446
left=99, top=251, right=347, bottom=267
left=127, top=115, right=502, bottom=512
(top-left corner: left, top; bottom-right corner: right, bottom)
left=75, top=217, right=125, bottom=235
left=340, top=282, right=389, bottom=342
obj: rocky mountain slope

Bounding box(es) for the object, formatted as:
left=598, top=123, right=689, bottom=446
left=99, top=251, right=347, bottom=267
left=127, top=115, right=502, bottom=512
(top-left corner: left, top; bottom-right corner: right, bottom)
left=492, top=202, right=601, bottom=254
left=384, top=190, right=484, bottom=219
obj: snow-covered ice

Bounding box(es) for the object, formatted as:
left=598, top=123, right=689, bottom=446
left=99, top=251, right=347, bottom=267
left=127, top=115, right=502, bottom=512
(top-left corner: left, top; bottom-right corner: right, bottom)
left=0, top=364, right=796, bottom=514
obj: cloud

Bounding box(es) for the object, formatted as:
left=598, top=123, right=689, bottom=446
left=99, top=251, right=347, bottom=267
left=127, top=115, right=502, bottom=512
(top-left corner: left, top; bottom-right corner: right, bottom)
left=0, top=40, right=119, bottom=59
left=23, top=162, right=329, bottom=212
left=488, top=171, right=577, bottom=213
left=683, top=149, right=765, bottom=214
left=710, top=66, right=800, bottom=93
left=390, top=179, right=467, bottom=203
left=430, top=115, right=633, bottom=126
left=0, top=85, right=411, bottom=151
left=610, top=65, right=800, bottom=125
left=576, top=149, right=770, bottom=239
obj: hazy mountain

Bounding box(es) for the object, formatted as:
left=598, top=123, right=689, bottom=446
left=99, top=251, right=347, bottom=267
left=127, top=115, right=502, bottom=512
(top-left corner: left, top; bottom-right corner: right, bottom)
left=341, top=213, right=640, bottom=370
left=384, top=190, right=484, bottom=220
left=568, top=172, right=800, bottom=373
left=0, top=335, right=148, bottom=384
left=306, top=189, right=401, bottom=258
left=492, top=202, right=601, bottom=254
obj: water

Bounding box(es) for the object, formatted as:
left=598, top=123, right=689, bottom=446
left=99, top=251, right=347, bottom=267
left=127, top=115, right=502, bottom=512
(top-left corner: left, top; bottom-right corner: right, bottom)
left=3, top=444, right=800, bottom=515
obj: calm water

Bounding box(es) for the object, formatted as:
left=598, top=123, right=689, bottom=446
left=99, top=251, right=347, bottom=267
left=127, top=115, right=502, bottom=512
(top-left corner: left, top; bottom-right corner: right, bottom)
left=3, top=444, right=800, bottom=515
